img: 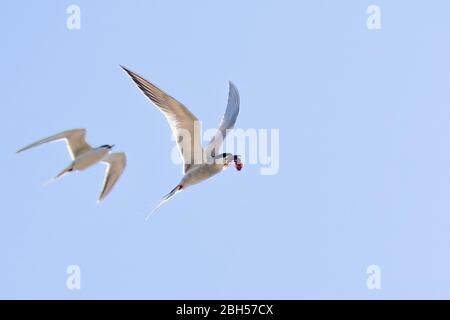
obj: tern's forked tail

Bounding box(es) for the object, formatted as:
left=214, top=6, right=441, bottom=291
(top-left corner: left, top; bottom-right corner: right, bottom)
left=43, top=165, right=73, bottom=186
left=146, top=185, right=183, bottom=220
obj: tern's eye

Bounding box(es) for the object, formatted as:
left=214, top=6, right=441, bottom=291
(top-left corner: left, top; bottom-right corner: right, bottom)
left=222, top=153, right=227, bottom=158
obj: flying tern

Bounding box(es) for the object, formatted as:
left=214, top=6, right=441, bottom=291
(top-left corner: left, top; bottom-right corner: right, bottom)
left=121, top=66, right=243, bottom=216
left=17, top=128, right=127, bottom=202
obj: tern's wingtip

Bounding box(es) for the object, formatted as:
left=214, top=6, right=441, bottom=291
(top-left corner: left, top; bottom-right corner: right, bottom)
left=228, top=80, right=238, bottom=90
left=120, top=65, right=131, bottom=73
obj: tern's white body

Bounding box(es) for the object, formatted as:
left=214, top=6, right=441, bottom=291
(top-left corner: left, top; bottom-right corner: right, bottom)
left=122, top=66, right=242, bottom=216
left=181, top=163, right=228, bottom=188
left=72, top=147, right=110, bottom=171
left=17, top=128, right=127, bottom=202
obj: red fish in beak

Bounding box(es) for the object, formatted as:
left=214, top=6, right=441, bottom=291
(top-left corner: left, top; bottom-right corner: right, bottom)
left=233, top=155, right=243, bottom=171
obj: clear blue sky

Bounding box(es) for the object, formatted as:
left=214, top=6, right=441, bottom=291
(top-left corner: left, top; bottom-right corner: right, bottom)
left=2, top=1, right=450, bottom=299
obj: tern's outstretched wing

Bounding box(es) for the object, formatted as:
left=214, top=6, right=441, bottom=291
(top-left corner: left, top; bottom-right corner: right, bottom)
left=16, top=128, right=91, bottom=160
left=121, top=66, right=203, bottom=173
left=204, top=81, right=240, bottom=159
left=97, top=152, right=127, bottom=202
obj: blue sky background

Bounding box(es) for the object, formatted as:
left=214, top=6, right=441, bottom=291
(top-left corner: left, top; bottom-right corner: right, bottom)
left=2, top=1, right=450, bottom=299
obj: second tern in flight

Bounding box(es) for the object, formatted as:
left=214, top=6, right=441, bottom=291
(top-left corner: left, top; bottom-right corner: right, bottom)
left=121, top=66, right=243, bottom=217
left=17, top=128, right=127, bottom=202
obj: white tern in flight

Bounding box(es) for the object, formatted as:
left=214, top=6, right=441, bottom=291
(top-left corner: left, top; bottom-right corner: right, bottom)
left=17, top=128, right=126, bottom=202
left=121, top=66, right=243, bottom=217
